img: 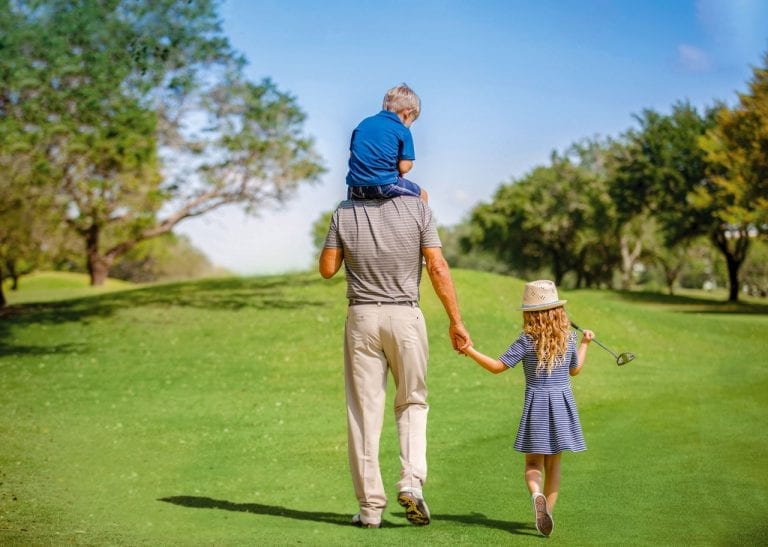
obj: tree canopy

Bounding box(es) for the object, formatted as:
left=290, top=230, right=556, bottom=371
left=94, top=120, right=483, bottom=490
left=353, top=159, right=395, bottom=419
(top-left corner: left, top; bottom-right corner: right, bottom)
left=462, top=52, right=768, bottom=302
left=465, top=140, right=619, bottom=287
left=0, top=0, right=324, bottom=290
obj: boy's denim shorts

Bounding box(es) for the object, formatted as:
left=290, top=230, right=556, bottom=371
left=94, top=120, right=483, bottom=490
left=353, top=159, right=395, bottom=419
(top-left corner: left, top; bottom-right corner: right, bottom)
left=348, top=177, right=422, bottom=200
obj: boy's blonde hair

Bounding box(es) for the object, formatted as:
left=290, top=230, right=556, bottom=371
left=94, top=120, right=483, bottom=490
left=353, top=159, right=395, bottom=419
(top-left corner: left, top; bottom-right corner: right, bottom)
left=382, top=83, right=421, bottom=119
left=523, top=307, right=570, bottom=376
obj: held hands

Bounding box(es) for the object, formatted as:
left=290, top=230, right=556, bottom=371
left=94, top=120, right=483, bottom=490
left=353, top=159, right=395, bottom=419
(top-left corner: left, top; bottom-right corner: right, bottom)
left=580, top=329, right=595, bottom=343
left=449, top=322, right=472, bottom=354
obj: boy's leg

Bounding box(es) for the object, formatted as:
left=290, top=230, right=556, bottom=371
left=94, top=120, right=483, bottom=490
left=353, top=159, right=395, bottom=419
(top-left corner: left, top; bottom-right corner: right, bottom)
left=348, top=185, right=389, bottom=200
left=390, top=177, right=423, bottom=199
left=392, top=178, right=427, bottom=203
left=348, top=179, right=425, bottom=201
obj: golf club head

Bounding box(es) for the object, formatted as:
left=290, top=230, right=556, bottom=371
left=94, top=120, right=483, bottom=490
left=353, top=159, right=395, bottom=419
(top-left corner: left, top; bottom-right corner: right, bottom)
left=616, top=352, right=636, bottom=366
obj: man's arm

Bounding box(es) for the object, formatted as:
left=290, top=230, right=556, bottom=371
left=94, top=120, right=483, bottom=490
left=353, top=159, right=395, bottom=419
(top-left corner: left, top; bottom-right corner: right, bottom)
left=319, top=247, right=343, bottom=279
left=422, top=246, right=471, bottom=352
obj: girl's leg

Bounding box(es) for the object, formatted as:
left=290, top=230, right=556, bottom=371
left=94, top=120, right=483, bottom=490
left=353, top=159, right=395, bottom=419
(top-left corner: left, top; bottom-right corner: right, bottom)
left=524, top=454, right=545, bottom=494
left=525, top=454, right=554, bottom=537
left=543, top=453, right=562, bottom=511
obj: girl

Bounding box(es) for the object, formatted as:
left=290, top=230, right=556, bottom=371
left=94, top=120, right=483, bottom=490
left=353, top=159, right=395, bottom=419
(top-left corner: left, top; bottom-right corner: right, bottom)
left=462, top=280, right=593, bottom=537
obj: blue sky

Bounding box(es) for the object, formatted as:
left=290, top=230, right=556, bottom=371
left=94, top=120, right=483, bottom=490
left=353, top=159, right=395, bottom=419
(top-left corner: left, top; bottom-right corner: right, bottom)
left=176, top=0, right=768, bottom=274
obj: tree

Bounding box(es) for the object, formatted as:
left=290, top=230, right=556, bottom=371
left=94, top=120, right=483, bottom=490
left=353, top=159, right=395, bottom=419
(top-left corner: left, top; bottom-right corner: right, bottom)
left=676, top=237, right=727, bottom=292
left=609, top=102, right=758, bottom=300
left=563, top=139, right=622, bottom=288
left=741, top=239, right=768, bottom=297
left=466, top=175, right=544, bottom=279
left=653, top=240, right=691, bottom=295
left=616, top=213, right=660, bottom=291
left=698, top=52, right=768, bottom=300
left=440, top=223, right=511, bottom=273
left=466, top=140, right=619, bottom=287
left=0, top=3, right=60, bottom=302
left=1, top=0, right=324, bottom=287
left=110, top=233, right=219, bottom=283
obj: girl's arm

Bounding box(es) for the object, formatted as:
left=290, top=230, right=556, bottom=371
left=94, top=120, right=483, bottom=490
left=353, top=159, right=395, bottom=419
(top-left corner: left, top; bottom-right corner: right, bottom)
left=463, top=346, right=508, bottom=374
left=570, top=329, right=594, bottom=376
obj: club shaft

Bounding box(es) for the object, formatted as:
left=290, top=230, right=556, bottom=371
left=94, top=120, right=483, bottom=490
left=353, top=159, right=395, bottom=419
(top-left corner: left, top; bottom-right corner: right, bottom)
left=570, top=322, right=620, bottom=359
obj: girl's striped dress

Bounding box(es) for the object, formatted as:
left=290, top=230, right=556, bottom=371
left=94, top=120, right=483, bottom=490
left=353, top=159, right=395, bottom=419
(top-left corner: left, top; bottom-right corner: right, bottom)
left=500, top=332, right=586, bottom=454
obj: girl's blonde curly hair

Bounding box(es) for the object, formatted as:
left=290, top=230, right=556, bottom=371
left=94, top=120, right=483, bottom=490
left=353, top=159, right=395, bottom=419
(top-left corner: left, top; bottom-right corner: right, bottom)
left=523, top=307, right=570, bottom=375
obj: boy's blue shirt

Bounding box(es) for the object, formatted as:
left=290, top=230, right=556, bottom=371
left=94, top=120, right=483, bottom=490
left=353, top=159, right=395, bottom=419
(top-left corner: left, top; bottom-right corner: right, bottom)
left=346, top=110, right=415, bottom=187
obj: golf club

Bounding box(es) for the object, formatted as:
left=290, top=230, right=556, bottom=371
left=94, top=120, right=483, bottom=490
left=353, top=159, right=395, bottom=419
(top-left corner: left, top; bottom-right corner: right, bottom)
left=570, top=321, right=636, bottom=366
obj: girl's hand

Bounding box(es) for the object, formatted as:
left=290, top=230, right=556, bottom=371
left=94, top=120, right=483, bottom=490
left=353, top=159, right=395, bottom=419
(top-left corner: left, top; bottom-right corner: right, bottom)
left=581, top=329, right=595, bottom=343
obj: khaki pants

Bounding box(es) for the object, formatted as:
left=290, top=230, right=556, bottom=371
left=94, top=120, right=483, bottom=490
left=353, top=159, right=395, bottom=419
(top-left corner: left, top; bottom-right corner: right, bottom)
left=344, top=303, right=429, bottom=524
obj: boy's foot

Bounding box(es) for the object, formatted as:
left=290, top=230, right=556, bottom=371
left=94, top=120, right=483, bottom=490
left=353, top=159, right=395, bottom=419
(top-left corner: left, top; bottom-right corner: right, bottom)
left=397, top=490, right=431, bottom=525
left=351, top=513, right=380, bottom=528
left=532, top=493, right=554, bottom=537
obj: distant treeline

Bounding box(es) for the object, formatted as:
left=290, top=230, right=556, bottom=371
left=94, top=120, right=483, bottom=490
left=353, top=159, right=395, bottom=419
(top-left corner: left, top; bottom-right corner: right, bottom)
left=440, top=58, right=768, bottom=301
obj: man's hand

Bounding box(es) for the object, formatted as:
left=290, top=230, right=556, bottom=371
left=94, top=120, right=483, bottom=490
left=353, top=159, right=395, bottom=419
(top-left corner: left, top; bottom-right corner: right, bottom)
left=449, top=322, right=472, bottom=354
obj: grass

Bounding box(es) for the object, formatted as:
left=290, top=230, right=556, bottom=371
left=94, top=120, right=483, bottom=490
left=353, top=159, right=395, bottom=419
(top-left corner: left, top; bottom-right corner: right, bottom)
left=3, top=271, right=135, bottom=305
left=1, top=270, right=767, bottom=545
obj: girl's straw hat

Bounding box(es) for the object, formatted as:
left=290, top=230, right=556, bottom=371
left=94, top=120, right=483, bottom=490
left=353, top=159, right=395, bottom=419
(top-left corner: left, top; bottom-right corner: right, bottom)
left=519, top=280, right=567, bottom=311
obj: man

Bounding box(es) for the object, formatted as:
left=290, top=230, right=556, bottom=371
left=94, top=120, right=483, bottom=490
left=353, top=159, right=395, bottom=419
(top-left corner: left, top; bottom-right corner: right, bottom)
left=319, top=196, right=471, bottom=529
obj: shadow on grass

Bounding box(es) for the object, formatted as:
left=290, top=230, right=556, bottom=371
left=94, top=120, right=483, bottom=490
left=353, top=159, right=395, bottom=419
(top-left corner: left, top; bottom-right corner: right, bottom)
left=158, top=495, right=404, bottom=528
left=612, top=290, right=768, bottom=315
left=0, top=274, right=336, bottom=354
left=0, top=342, right=87, bottom=357
left=435, top=513, right=536, bottom=536
left=158, top=495, right=535, bottom=535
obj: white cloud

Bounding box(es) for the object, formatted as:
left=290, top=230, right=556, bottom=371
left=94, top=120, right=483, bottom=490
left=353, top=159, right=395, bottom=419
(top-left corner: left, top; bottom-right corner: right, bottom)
left=677, top=44, right=713, bottom=72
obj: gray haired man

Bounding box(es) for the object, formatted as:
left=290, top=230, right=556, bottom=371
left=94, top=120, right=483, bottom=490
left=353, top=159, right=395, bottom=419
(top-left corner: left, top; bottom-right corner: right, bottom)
left=319, top=196, right=471, bottom=528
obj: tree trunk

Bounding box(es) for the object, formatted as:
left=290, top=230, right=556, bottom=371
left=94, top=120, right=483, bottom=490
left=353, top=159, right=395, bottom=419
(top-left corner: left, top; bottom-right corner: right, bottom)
left=725, top=254, right=741, bottom=302
left=88, top=254, right=112, bottom=286
left=712, top=226, right=750, bottom=303
left=574, top=270, right=584, bottom=288
left=654, top=255, right=680, bottom=296
left=666, top=269, right=676, bottom=296
left=0, top=268, right=6, bottom=307
left=85, top=225, right=112, bottom=286
left=552, top=256, right=565, bottom=286
left=83, top=224, right=150, bottom=286
left=2, top=259, right=19, bottom=290
left=620, top=235, right=642, bottom=291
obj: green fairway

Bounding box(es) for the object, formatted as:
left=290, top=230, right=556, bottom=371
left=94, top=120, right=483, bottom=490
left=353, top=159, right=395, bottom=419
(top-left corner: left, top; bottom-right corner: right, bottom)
left=1, top=270, right=766, bottom=545
left=3, top=271, right=135, bottom=305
